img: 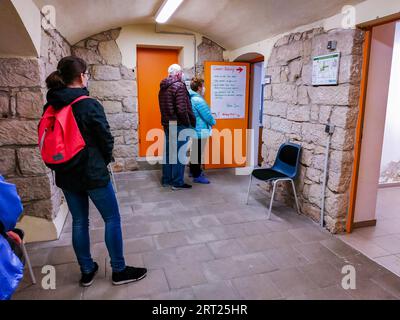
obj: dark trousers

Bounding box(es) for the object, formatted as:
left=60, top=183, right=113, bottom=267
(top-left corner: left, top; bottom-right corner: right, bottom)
left=189, top=138, right=208, bottom=178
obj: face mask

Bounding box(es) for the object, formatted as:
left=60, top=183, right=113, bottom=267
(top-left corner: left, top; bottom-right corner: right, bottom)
left=201, top=87, right=206, bottom=96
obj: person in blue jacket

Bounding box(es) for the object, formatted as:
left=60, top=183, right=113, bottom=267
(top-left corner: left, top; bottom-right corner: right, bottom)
left=188, top=77, right=216, bottom=184
left=0, top=175, right=24, bottom=300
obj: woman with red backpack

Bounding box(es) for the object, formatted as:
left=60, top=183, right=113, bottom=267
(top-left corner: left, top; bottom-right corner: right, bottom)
left=40, top=56, right=147, bottom=287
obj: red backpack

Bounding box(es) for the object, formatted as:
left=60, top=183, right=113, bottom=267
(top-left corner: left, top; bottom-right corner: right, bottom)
left=38, top=96, right=90, bottom=168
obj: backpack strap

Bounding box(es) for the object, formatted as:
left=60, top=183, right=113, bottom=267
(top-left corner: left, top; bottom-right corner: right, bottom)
left=70, top=95, right=91, bottom=106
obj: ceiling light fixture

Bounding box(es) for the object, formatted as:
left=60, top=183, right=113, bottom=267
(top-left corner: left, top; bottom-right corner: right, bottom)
left=155, top=0, right=184, bottom=24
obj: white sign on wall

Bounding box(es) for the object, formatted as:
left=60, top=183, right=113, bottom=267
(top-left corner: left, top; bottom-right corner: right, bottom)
left=312, top=53, right=341, bottom=86
left=211, top=65, right=247, bottom=119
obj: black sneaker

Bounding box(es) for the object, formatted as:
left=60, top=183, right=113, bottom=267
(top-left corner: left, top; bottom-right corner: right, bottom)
left=80, top=262, right=99, bottom=287
left=172, top=183, right=192, bottom=191
left=112, top=266, right=147, bottom=286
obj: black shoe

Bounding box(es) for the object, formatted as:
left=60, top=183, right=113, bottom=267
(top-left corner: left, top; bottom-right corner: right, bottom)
left=80, top=262, right=99, bottom=287
left=172, top=183, right=192, bottom=191
left=112, top=266, right=147, bottom=286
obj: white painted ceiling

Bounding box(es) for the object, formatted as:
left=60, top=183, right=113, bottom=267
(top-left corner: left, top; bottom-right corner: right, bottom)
left=33, top=0, right=364, bottom=49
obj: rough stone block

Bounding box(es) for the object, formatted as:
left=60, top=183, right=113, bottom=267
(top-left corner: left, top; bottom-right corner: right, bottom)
left=339, top=54, right=362, bottom=84
left=266, top=66, right=281, bottom=84
left=98, top=41, right=122, bottom=66
left=113, top=145, right=135, bottom=158
left=102, top=101, right=122, bottom=114
left=72, top=47, right=103, bottom=65
left=0, top=91, right=9, bottom=118
left=331, top=127, right=355, bottom=151
left=319, top=105, right=332, bottom=124
left=9, top=175, right=52, bottom=202
left=90, top=28, right=121, bottom=42
left=308, top=85, right=355, bottom=106
left=17, top=147, right=48, bottom=175
left=271, top=117, right=292, bottom=133
left=0, top=58, right=40, bottom=87
left=331, top=106, right=358, bottom=129
left=288, top=59, right=303, bottom=82
left=16, top=91, right=45, bottom=119
left=22, top=190, right=61, bottom=220
left=121, top=66, right=136, bottom=80
left=0, top=148, right=16, bottom=176
left=301, top=123, right=327, bottom=146
left=312, top=29, right=362, bottom=57
left=89, top=80, right=136, bottom=100
left=325, top=189, right=349, bottom=219
left=122, top=96, right=137, bottom=113
left=297, top=86, right=310, bottom=105
left=272, top=83, right=297, bottom=103
left=265, top=101, right=287, bottom=117
left=0, top=120, right=38, bottom=146
left=287, top=105, right=310, bottom=122
left=328, top=170, right=352, bottom=194
left=91, top=65, right=121, bottom=81
left=197, top=37, right=224, bottom=65
left=108, top=113, right=136, bottom=130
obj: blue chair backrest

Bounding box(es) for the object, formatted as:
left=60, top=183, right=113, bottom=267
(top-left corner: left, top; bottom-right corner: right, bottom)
left=271, top=142, right=302, bottom=179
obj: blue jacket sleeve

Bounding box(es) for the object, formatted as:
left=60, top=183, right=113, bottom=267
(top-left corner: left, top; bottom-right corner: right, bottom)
left=0, top=176, right=23, bottom=232
left=195, top=98, right=216, bottom=126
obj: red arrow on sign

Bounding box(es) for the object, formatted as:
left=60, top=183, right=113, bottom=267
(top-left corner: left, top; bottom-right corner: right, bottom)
left=236, top=67, right=244, bottom=73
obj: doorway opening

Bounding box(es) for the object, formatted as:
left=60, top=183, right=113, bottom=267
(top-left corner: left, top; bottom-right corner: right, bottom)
left=343, top=18, right=400, bottom=276
left=235, top=53, right=265, bottom=168
left=137, top=47, right=179, bottom=158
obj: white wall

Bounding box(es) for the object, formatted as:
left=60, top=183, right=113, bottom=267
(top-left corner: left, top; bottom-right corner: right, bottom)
left=226, top=0, right=400, bottom=64
left=380, top=21, right=400, bottom=180
left=117, top=24, right=203, bottom=70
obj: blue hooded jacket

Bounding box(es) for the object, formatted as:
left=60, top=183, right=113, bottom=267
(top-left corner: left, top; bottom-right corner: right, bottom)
left=188, top=89, right=216, bottom=139
left=0, top=175, right=24, bottom=300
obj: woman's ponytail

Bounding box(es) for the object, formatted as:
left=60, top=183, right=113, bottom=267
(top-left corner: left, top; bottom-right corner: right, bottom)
left=45, top=56, right=87, bottom=90
left=46, top=70, right=65, bottom=90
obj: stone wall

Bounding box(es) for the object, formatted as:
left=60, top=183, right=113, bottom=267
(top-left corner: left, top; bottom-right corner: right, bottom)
left=72, top=29, right=138, bottom=172
left=262, top=28, right=364, bottom=233
left=72, top=32, right=224, bottom=171
left=0, top=27, right=71, bottom=221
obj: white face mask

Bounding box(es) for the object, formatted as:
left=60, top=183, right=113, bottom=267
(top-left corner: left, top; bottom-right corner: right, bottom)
left=201, top=86, right=206, bottom=96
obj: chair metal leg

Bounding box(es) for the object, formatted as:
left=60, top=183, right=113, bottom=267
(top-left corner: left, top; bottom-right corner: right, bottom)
left=246, top=175, right=253, bottom=205
left=290, top=179, right=301, bottom=215
left=21, top=242, right=36, bottom=285
left=268, top=180, right=278, bottom=220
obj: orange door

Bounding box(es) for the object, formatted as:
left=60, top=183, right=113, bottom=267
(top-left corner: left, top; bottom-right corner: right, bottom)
left=204, top=61, right=250, bottom=169
left=137, top=48, right=179, bottom=157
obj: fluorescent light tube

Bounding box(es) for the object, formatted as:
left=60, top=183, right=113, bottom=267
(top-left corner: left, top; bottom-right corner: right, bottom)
left=155, top=0, right=184, bottom=24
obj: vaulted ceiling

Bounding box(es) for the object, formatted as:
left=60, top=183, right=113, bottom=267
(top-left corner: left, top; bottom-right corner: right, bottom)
left=33, top=0, right=364, bottom=49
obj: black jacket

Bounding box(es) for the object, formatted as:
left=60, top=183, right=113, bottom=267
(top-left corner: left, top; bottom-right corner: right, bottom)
left=44, top=88, right=114, bottom=191
left=158, top=77, right=196, bottom=128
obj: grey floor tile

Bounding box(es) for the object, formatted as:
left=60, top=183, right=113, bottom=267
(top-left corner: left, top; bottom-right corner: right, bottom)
left=268, top=267, right=319, bottom=297
left=207, top=239, right=245, bottom=259
left=232, top=273, right=283, bottom=300
left=164, top=263, right=208, bottom=290
left=192, top=280, right=240, bottom=300
left=154, top=231, right=189, bottom=250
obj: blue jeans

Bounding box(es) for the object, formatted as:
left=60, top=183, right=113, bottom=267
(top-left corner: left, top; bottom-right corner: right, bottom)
left=63, top=182, right=126, bottom=274
left=162, top=125, right=190, bottom=187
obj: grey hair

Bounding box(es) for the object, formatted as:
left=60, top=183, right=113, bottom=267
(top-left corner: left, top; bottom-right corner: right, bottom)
left=168, top=64, right=183, bottom=76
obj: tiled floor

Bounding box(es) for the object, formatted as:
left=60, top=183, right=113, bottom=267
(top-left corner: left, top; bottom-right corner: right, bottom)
left=339, top=187, right=400, bottom=278
left=13, top=170, right=400, bottom=300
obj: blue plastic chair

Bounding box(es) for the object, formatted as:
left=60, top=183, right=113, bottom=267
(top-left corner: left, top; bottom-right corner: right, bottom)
left=246, top=142, right=302, bottom=219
